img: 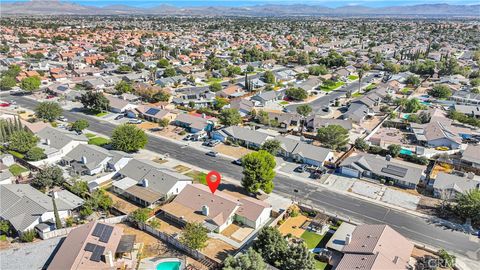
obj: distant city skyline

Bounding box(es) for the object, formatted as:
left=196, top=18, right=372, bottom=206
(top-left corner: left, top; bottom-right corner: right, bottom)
left=4, top=0, right=480, bottom=8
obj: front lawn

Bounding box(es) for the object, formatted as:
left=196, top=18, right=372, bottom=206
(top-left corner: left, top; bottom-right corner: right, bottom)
left=206, top=77, right=223, bottom=85
left=352, top=92, right=363, bottom=98
left=301, top=230, right=324, bottom=249
left=315, top=259, right=329, bottom=270
left=83, top=109, right=108, bottom=117
left=9, top=164, right=28, bottom=176
left=320, top=81, right=344, bottom=92
left=88, top=137, right=110, bottom=146
left=185, top=170, right=207, bottom=185
left=279, top=101, right=289, bottom=105
left=348, top=75, right=358, bottom=81
left=85, top=133, right=97, bottom=138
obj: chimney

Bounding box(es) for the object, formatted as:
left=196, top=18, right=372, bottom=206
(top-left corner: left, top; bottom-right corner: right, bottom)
left=142, top=178, right=149, bottom=188
left=201, top=205, right=209, bottom=216
left=45, top=138, right=51, bottom=145
left=81, top=156, right=87, bottom=164
left=345, top=234, right=351, bottom=245
left=105, top=250, right=114, bottom=267
left=385, top=154, right=391, bottom=161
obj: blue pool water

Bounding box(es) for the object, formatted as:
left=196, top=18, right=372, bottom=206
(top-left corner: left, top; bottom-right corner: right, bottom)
left=400, top=149, right=413, bottom=155
left=156, top=261, right=181, bottom=270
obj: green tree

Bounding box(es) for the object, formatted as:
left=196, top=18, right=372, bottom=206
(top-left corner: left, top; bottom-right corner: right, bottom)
left=241, top=150, right=276, bottom=194
left=157, top=58, right=170, bottom=68
left=20, top=76, right=41, bottom=92
left=130, top=208, right=152, bottom=225
left=134, top=62, right=145, bottom=71
left=223, top=248, right=267, bottom=270
left=152, top=90, right=170, bottom=102
left=80, top=91, right=110, bottom=112
left=0, top=76, right=16, bottom=90
left=308, top=65, right=328, bottom=76
left=25, top=147, right=45, bottom=161
left=263, top=71, right=275, bottom=84
left=8, top=130, right=38, bottom=153
left=163, top=67, right=176, bottom=77
left=70, top=179, right=89, bottom=198
left=35, top=101, right=63, bottom=122
left=261, top=139, right=281, bottom=155
left=4, top=65, right=21, bottom=78
left=89, top=188, right=113, bottom=211
left=296, top=104, right=312, bottom=117
left=114, top=81, right=133, bottom=93
left=214, top=97, right=229, bottom=110
left=285, top=87, right=308, bottom=101
left=111, top=124, right=148, bottom=152
left=71, top=119, right=89, bottom=132
left=158, top=118, right=170, bottom=127
left=438, top=249, right=456, bottom=268
left=180, top=222, right=208, bottom=250
left=429, top=84, right=452, bottom=99
left=117, top=65, right=133, bottom=73
left=405, top=75, right=421, bottom=87
left=354, top=138, right=369, bottom=151
left=226, top=65, right=242, bottom=77
left=404, top=98, right=423, bottom=113
left=246, top=65, right=255, bottom=73
left=280, top=242, right=316, bottom=270
left=387, top=144, right=402, bottom=158
left=219, top=108, right=242, bottom=126
left=209, top=82, right=222, bottom=92
left=252, top=227, right=288, bottom=268
left=32, top=165, right=64, bottom=190
left=317, top=125, right=349, bottom=150
left=454, top=189, right=480, bottom=225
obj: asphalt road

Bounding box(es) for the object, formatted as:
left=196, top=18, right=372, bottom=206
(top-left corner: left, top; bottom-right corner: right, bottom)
left=8, top=94, right=480, bottom=261
left=285, top=73, right=377, bottom=113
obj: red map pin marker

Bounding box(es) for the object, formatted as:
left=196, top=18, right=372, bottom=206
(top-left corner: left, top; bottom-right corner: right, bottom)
left=206, top=171, right=221, bottom=194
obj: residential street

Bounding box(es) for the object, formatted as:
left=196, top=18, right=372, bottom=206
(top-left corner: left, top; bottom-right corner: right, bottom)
left=7, top=94, right=480, bottom=263
left=284, top=73, right=377, bottom=113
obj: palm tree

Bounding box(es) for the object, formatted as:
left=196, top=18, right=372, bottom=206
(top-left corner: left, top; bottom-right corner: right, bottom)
left=358, top=68, right=365, bottom=94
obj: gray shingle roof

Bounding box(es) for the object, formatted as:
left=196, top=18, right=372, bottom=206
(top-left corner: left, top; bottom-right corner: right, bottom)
left=341, top=153, right=424, bottom=185
left=222, top=126, right=272, bottom=146
left=64, top=144, right=112, bottom=170
left=433, top=172, right=480, bottom=194
left=36, top=127, right=88, bottom=154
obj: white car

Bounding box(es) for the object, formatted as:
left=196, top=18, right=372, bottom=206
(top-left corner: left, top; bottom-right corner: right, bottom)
left=58, top=116, right=68, bottom=122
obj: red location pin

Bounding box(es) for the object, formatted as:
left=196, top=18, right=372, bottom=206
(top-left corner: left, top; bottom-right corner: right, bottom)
left=206, top=171, right=221, bottom=194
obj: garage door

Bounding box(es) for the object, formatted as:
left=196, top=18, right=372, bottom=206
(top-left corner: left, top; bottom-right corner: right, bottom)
left=341, top=167, right=360, bottom=178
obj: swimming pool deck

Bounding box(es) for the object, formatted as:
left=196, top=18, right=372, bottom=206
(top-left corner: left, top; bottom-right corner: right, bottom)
left=139, top=257, right=185, bottom=270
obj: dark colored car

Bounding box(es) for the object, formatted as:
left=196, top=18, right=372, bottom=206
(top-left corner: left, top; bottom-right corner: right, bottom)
left=232, top=159, right=242, bottom=166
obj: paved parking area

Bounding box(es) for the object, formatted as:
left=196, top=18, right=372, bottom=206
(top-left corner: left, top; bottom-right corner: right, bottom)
left=276, top=158, right=312, bottom=178
left=351, top=181, right=383, bottom=199
left=381, top=188, right=420, bottom=210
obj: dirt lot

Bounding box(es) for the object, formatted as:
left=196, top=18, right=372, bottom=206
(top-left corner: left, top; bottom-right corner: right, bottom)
left=202, top=238, right=236, bottom=262
left=154, top=125, right=185, bottom=140
left=118, top=223, right=166, bottom=258
left=278, top=215, right=308, bottom=238
left=214, top=144, right=253, bottom=159
left=106, top=190, right=139, bottom=214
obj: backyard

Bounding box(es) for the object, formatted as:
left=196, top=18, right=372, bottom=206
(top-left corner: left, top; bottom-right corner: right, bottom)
left=9, top=164, right=28, bottom=176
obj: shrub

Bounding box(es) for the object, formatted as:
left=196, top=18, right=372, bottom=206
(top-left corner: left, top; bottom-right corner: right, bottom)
left=20, top=229, right=36, bottom=242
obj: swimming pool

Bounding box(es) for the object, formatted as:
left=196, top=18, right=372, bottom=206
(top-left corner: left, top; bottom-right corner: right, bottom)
left=400, top=149, right=413, bottom=155
left=156, top=261, right=181, bottom=270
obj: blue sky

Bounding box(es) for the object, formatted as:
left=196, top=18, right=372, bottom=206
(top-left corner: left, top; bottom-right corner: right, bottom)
left=6, top=0, right=480, bottom=8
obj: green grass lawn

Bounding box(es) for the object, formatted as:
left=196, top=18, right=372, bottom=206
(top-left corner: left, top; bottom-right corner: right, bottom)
left=314, top=259, right=329, bottom=270
left=279, top=101, right=289, bottom=105
left=364, top=83, right=376, bottom=92
left=8, top=150, right=24, bottom=159
left=348, top=75, right=358, bottom=81
left=185, top=171, right=207, bottom=185
left=9, top=164, right=28, bottom=176
left=352, top=92, right=363, bottom=98
left=301, top=230, right=324, bottom=249
left=401, top=87, right=411, bottom=95
left=320, top=81, right=345, bottom=92
left=95, top=112, right=108, bottom=117
left=83, top=109, right=108, bottom=117
left=88, top=137, right=110, bottom=146
left=206, top=77, right=223, bottom=85
left=85, top=133, right=97, bottom=138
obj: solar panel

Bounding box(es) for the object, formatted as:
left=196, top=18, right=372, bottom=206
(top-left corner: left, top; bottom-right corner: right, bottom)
left=92, top=223, right=105, bottom=237
left=381, top=167, right=407, bottom=178
left=90, top=245, right=105, bottom=262
left=99, top=225, right=113, bottom=243
left=84, top=243, right=96, bottom=252
left=145, top=108, right=160, bottom=116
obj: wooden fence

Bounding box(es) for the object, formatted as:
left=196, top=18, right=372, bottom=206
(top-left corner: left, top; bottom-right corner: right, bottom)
left=135, top=222, right=222, bottom=270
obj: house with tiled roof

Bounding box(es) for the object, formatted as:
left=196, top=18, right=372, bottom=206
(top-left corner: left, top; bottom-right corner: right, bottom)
left=161, top=184, right=271, bottom=233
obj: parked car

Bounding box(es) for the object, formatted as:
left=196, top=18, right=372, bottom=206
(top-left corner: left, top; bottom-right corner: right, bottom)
left=184, top=134, right=194, bottom=141
left=58, top=116, right=68, bottom=122
left=114, top=115, right=124, bottom=120
left=310, top=172, right=322, bottom=179
left=294, top=164, right=308, bottom=173
left=232, top=159, right=242, bottom=166
left=0, top=103, right=10, bottom=107
left=128, top=119, right=142, bottom=124
left=206, top=151, right=218, bottom=157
